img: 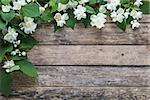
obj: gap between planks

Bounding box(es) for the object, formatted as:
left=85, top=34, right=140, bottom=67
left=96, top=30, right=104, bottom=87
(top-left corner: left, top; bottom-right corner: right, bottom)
left=1, top=87, right=150, bottom=100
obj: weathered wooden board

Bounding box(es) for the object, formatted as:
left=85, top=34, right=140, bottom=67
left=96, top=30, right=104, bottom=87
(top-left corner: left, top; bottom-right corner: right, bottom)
left=33, top=15, right=150, bottom=45
left=13, top=66, right=150, bottom=87
left=28, top=45, right=150, bottom=65
left=1, top=87, right=150, bottom=100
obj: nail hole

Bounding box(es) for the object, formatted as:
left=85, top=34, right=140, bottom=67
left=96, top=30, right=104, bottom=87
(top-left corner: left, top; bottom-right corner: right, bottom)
left=121, top=53, right=124, bottom=56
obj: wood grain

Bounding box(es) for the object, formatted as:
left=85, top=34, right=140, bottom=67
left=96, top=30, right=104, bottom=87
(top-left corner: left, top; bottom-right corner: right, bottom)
left=33, top=15, right=150, bottom=45
left=28, top=45, right=150, bottom=65
left=13, top=66, right=150, bottom=87
left=1, top=87, right=150, bottom=100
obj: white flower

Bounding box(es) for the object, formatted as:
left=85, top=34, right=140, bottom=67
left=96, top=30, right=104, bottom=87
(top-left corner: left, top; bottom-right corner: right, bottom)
left=21, top=51, right=26, bottom=56
left=44, top=4, right=49, bottom=8
left=58, top=3, right=68, bottom=12
left=11, top=51, right=17, bottom=56
left=117, top=8, right=124, bottom=14
left=4, top=27, right=18, bottom=43
left=26, top=0, right=35, bottom=3
left=67, top=0, right=78, bottom=9
left=13, top=40, right=21, bottom=47
left=11, top=49, right=26, bottom=56
left=39, top=7, right=45, bottom=14
left=20, top=17, right=37, bottom=34
left=104, top=0, right=120, bottom=11
left=2, top=5, right=12, bottom=12
left=134, top=0, right=143, bottom=7
left=90, top=13, right=107, bottom=29
left=2, top=60, right=20, bottom=73
left=131, top=20, right=140, bottom=29
left=3, top=60, right=15, bottom=69
left=79, top=0, right=89, bottom=5
left=74, top=5, right=86, bottom=20
left=130, top=10, right=142, bottom=20
left=111, top=8, right=125, bottom=23
left=99, top=5, right=107, bottom=13
left=54, top=13, right=69, bottom=27
left=124, top=9, right=130, bottom=19
left=12, top=0, right=26, bottom=10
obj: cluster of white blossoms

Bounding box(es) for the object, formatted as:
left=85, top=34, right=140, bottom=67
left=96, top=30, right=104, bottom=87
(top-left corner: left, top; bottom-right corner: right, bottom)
left=134, top=0, right=143, bottom=7
left=111, top=8, right=126, bottom=23
left=108, top=0, right=143, bottom=29
left=54, top=0, right=144, bottom=29
left=11, top=49, right=26, bottom=56
left=57, top=0, right=78, bottom=12
left=55, top=0, right=89, bottom=27
left=2, top=60, right=20, bottom=73
left=2, top=1, right=39, bottom=73
left=130, top=10, right=142, bottom=29
left=1, top=0, right=38, bottom=12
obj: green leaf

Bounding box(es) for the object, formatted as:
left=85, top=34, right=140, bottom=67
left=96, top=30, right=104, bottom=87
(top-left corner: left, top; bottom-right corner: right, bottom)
left=140, top=1, right=150, bottom=14
left=99, top=0, right=105, bottom=4
left=40, top=9, right=52, bottom=22
left=126, top=15, right=133, bottom=25
left=66, top=12, right=76, bottom=29
left=0, top=11, right=15, bottom=21
left=16, top=60, right=38, bottom=77
left=85, top=6, right=96, bottom=14
left=0, top=19, right=6, bottom=30
left=81, top=14, right=91, bottom=27
left=21, top=3, right=40, bottom=17
left=49, top=0, right=58, bottom=13
left=66, top=18, right=76, bottom=29
left=117, top=19, right=127, bottom=31
left=89, top=0, right=97, bottom=4
left=120, top=0, right=130, bottom=4
left=1, top=0, right=11, bottom=5
left=58, top=0, right=69, bottom=4
left=0, top=44, right=13, bottom=63
left=10, top=55, right=27, bottom=61
left=19, top=35, right=38, bottom=50
left=54, top=22, right=61, bottom=32
left=0, top=70, right=12, bottom=96
left=9, top=65, right=20, bottom=72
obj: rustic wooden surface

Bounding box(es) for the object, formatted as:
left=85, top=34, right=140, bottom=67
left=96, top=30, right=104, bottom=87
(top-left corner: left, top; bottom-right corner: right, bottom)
left=1, top=15, right=150, bottom=100
left=34, top=15, right=150, bottom=45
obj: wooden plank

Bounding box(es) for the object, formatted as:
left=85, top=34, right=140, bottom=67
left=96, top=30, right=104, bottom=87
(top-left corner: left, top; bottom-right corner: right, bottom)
left=34, top=15, right=150, bottom=45
left=34, top=23, right=150, bottom=45
left=13, top=66, right=150, bottom=87
left=1, top=87, right=150, bottom=99
left=28, top=45, right=150, bottom=65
